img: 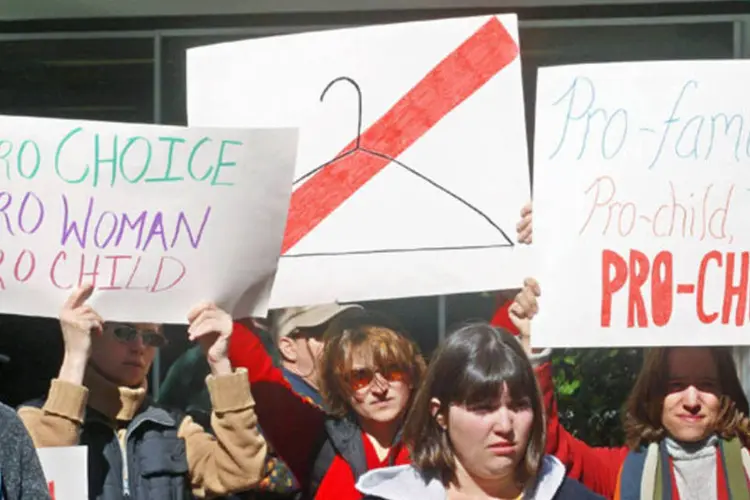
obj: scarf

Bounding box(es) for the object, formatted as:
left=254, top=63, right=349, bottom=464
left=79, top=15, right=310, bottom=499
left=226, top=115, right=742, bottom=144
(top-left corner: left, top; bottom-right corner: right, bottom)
left=615, top=437, right=750, bottom=500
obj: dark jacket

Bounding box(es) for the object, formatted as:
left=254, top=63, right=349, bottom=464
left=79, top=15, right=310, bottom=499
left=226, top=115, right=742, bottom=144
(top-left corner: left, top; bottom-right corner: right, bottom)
left=23, top=397, right=190, bottom=500
left=18, top=367, right=267, bottom=499
left=356, top=457, right=604, bottom=500
left=0, top=402, right=50, bottom=499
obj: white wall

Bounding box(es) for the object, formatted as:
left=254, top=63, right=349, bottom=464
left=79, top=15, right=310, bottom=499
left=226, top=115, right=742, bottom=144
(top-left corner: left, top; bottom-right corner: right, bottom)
left=0, top=0, right=733, bottom=21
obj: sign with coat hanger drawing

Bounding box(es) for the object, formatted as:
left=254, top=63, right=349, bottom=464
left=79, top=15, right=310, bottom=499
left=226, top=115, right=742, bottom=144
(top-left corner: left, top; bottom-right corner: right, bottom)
left=187, top=14, right=531, bottom=307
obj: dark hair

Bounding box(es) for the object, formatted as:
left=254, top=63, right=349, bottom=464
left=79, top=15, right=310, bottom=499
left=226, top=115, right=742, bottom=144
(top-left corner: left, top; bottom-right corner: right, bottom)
left=319, top=310, right=426, bottom=418
left=624, top=346, right=750, bottom=449
left=403, top=322, right=545, bottom=487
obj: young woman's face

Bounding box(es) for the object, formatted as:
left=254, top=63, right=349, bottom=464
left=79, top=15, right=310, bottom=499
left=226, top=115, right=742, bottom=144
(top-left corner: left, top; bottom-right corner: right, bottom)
left=91, top=323, right=163, bottom=387
left=444, top=383, right=534, bottom=481
left=347, top=349, right=412, bottom=424
left=661, top=347, right=722, bottom=443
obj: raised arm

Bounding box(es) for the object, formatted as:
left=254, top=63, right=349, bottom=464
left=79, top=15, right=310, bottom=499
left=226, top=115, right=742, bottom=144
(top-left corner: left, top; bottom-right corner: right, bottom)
left=228, top=320, right=326, bottom=489
left=18, top=285, right=101, bottom=447
left=173, top=303, right=269, bottom=497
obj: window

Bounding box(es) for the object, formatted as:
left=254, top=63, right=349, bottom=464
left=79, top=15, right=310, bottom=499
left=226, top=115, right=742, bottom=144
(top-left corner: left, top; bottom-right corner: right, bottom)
left=0, top=38, right=154, bottom=121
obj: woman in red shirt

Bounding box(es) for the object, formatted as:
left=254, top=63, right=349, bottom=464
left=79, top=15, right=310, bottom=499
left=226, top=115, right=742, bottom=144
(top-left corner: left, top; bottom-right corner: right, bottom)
left=228, top=310, right=426, bottom=500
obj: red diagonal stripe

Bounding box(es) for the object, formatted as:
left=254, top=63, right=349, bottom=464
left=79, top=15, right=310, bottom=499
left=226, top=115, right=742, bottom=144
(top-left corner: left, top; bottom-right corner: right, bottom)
left=282, top=17, right=519, bottom=254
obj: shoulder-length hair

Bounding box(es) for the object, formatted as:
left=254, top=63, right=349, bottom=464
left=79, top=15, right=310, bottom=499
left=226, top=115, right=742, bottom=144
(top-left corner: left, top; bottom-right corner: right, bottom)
left=623, top=346, right=750, bottom=450
left=319, top=310, right=426, bottom=418
left=403, top=323, right=545, bottom=487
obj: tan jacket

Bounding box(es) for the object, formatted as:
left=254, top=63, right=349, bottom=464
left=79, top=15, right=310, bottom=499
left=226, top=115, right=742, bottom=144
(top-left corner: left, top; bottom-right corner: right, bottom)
left=18, top=367, right=267, bottom=498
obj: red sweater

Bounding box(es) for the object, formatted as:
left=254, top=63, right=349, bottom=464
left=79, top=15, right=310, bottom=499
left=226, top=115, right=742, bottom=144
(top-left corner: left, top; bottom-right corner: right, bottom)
left=535, top=361, right=628, bottom=499
left=227, top=322, right=408, bottom=500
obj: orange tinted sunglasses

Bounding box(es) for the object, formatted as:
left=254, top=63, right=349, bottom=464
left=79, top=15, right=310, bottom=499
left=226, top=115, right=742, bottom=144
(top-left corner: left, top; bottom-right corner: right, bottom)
left=348, top=366, right=408, bottom=391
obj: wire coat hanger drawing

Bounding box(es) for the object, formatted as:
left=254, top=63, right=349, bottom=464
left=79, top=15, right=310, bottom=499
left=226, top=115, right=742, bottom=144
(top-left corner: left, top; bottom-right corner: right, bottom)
left=285, top=75, right=515, bottom=258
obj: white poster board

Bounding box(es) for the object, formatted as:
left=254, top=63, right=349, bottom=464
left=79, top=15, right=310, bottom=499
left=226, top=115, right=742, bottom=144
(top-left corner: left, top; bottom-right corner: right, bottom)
left=0, top=116, right=298, bottom=322
left=37, top=446, right=88, bottom=500
left=533, top=60, right=750, bottom=347
left=187, top=14, right=531, bottom=308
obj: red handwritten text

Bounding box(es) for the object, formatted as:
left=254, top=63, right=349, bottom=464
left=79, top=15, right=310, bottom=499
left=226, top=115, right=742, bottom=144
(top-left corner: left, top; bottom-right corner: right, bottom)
left=602, top=249, right=750, bottom=328
left=0, top=249, right=186, bottom=292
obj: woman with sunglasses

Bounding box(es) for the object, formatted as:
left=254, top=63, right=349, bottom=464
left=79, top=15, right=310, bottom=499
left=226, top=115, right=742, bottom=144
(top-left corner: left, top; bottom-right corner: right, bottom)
left=356, top=323, right=602, bottom=500
left=228, top=309, right=426, bottom=500
left=18, top=284, right=269, bottom=499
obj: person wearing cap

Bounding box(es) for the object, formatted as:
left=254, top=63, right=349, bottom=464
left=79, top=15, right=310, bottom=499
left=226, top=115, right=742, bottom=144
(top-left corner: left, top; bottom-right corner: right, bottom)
left=273, top=304, right=361, bottom=408
left=17, top=284, right=269, bottom=500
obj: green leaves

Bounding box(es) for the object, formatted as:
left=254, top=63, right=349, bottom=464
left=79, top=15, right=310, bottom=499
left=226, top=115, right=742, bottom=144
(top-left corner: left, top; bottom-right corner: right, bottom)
left=551, top=348, right=643, bottom=446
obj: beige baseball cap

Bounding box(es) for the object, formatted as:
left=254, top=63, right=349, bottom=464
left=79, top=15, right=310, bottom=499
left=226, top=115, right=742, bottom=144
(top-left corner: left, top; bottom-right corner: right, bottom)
left=272, top=303, right=363, bottom=340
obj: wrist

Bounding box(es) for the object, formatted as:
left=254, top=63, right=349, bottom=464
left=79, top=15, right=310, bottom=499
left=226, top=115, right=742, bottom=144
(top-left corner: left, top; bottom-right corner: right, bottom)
left=58, top=353, right=89, bottom=385
left=208, top=356, right=233, bottom=377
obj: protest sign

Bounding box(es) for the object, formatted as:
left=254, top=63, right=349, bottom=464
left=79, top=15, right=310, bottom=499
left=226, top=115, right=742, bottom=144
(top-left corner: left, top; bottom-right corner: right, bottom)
left=533, top=60, right=750, bottom=347
left=0, top=116, right=298, bottom=322
left=187, top=14, right=531, bottom=307
left=38, top=446, right=88, bottom=500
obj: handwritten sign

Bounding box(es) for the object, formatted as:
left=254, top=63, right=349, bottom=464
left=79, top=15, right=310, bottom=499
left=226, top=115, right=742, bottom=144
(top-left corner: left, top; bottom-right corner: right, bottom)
left=532, top=61, right=750, bottom=348
left=187, top=14, right=531, bottom=308
left=38, top=446, right=88, bottom=500
left=0, top=115, right=298, bottom=322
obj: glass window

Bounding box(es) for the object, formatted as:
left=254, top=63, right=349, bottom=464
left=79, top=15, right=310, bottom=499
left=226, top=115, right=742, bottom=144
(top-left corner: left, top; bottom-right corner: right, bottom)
left=0, top=38, right=154, bottom=122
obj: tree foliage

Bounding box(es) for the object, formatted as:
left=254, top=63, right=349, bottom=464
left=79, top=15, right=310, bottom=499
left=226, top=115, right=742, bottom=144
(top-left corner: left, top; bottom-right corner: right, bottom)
left=551, top=348, right=643, bottom=446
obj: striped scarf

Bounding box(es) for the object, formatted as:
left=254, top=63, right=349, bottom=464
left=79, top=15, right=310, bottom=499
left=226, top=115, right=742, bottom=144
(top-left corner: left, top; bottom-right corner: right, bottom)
left=615, top=437, right=750, bottom=500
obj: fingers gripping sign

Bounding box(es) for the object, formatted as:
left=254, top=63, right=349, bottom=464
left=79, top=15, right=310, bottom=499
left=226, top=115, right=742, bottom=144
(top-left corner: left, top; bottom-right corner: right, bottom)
left=187, top=302, right=233, bottom=376
left=516, top=202, right=533, bottom=245
left=509, top=277, right=541, bottom=352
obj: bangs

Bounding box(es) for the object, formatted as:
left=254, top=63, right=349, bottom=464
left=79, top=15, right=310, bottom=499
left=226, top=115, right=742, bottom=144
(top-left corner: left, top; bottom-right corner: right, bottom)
left=322, top=318, right=427, bottom=417
left=451, top=341, right=535, bottom=409
left=340, top=326, right=414, bottom=372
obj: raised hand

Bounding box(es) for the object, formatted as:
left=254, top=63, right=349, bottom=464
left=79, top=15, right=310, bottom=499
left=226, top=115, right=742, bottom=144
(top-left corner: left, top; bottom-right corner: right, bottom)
left=187, top=302, right=233, bottom=376
left=58, top=284, right=103, bottom=383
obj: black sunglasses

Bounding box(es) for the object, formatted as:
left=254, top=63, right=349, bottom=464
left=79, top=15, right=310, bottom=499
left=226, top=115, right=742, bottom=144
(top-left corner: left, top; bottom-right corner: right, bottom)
left=110, top=324, right=167, bottom=348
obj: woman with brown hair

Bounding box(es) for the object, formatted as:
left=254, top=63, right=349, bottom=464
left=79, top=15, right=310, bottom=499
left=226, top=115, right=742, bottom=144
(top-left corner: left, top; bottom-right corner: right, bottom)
left=510, top=278, right=750, bottom=500
left=355, top=322, right=602, bottom=500
left=228, top=309, right=426, bottom=500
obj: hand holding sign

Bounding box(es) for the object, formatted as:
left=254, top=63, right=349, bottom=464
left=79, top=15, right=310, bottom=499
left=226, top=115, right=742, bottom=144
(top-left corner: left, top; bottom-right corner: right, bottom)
left=509, top=277, right=541, bottom=347
left=187, top=303, right=233, bottom=376
left=516, top=202, right=533, bottom=244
